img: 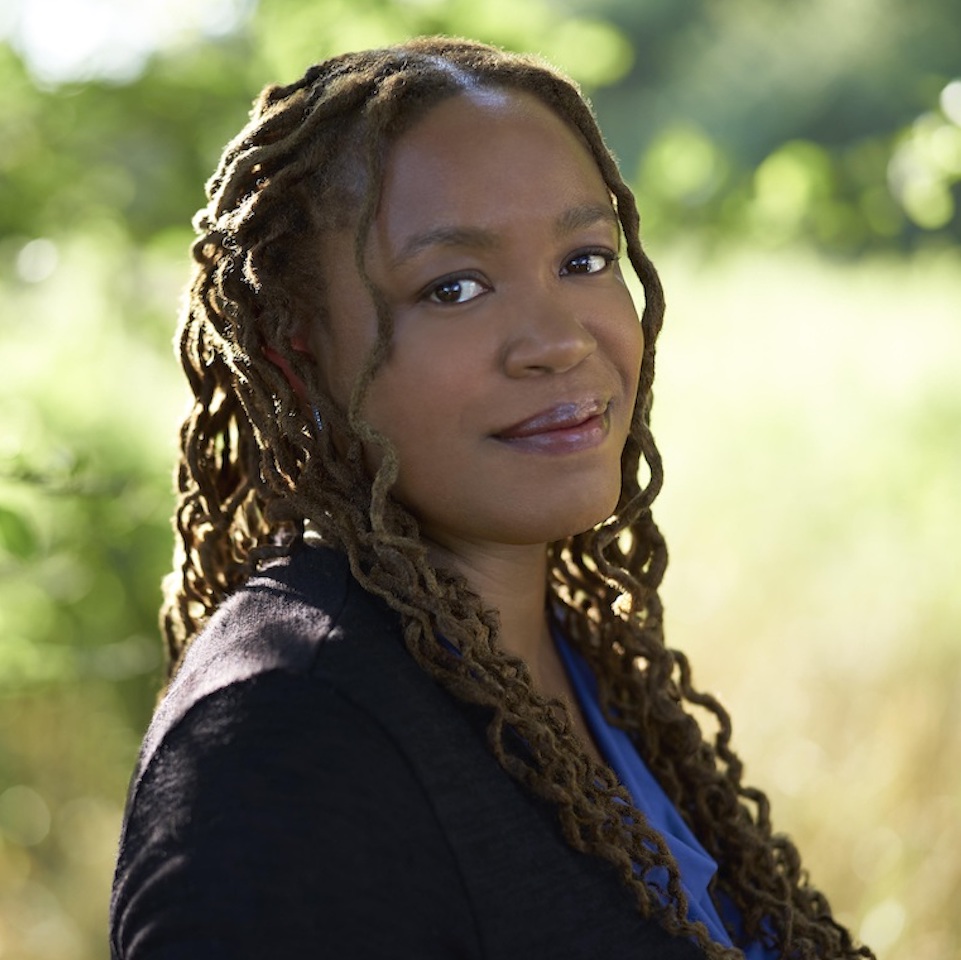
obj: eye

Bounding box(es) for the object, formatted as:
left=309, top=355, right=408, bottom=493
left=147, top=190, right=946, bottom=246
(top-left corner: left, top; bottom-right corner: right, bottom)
left=561, top=250, right=617, bottom=276
left=425, top=276, right=489, bottom=305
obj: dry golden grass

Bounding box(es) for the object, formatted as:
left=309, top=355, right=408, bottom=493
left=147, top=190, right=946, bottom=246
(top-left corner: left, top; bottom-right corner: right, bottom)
left=654, top=243, right=961, bottom=960
left=1, top=242, right=958, bottom=959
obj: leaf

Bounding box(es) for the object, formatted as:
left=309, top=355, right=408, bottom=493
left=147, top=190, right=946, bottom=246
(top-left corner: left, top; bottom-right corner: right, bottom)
left=0, top=505, right=38, bottom=560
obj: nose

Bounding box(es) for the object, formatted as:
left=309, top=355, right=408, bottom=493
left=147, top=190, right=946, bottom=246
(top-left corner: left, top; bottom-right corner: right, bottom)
left=501, top=287, right=597, bottom=377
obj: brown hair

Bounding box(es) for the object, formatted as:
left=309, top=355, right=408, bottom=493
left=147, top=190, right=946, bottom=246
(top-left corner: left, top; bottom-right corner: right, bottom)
left=163, top=36, right=872, bottom=960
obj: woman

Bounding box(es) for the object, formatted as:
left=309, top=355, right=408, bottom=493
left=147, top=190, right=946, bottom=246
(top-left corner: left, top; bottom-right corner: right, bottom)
left=110, top=37, right=873, bottom=959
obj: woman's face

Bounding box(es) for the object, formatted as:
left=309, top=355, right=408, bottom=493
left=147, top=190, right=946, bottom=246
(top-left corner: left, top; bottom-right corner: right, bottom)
left=309, top=88, right=643, bottom=552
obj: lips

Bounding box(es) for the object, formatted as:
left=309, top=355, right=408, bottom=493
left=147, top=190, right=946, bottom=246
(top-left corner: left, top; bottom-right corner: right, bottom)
left=495, top=399, right=608, bottom=439
left=493, top=399, right=611, bottom=451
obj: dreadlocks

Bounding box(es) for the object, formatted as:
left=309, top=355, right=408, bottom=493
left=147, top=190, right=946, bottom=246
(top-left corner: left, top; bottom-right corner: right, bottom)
left=162, top=36, right=873, bottom=960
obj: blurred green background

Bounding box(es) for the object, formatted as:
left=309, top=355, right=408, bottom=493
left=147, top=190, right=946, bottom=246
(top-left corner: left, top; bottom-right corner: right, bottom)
left=0, top=0, right=958, bottom=957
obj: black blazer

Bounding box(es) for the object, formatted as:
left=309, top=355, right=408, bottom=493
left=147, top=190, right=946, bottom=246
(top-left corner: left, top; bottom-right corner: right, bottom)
left=111, top=544, right=705, bottom=959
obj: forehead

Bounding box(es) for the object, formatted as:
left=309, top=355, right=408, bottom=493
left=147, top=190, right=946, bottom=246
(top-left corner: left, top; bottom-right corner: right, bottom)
left=373, top=89, right=614, bottom=245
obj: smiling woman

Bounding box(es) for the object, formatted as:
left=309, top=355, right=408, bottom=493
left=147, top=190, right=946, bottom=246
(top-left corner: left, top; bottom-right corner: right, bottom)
left=109, top=37, right=874, bottom=960
left=310, top=90, right=643, bottom=552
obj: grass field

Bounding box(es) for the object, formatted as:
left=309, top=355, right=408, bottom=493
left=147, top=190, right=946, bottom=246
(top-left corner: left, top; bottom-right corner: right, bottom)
left=652, top=243, right=961, bottom=959
left=1, top=240, right=959, bottom=958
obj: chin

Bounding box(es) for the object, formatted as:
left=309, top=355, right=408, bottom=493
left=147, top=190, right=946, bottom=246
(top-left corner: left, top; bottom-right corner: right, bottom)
left=567, top=479, right=621, bottom=528
left=512, top=486, right=621, bottom=545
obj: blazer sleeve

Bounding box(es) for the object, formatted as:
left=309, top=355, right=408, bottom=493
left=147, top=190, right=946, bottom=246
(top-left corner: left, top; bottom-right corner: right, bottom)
left=110, top=670, right=483, bottom=959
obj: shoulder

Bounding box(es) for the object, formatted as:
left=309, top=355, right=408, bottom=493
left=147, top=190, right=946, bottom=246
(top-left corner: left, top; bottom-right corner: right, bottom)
left=137, top=543, right=408, bottom=772
left=112, top=548, right=486, bottom=957
left=125, top=543, right=470, bottom=854
left=170, top=541, right=395, bottom=688
left=112, top=669, right=482, bottom=958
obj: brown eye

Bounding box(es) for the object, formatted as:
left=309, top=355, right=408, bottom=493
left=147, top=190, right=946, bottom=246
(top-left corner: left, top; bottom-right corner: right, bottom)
left=427, top=277, right=487, bottom=304
left=562, top=251, right=615, bottom=275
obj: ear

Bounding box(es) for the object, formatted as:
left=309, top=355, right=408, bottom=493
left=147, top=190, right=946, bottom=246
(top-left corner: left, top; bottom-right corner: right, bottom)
left=263, top=331, right=313, bottom=402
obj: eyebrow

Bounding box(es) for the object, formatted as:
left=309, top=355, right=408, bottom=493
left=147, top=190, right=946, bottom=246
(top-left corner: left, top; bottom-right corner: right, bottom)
left=553, top=201, right=620, bottom=237
left=390, top=201, right=620, bottom=267
left=391, top=225, right=498, bottom=267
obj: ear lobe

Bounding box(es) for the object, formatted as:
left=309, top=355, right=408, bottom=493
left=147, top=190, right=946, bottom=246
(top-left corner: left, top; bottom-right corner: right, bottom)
left=263, top=340, right=311, bottom=402
left=289, top=330, right=312, bottom=354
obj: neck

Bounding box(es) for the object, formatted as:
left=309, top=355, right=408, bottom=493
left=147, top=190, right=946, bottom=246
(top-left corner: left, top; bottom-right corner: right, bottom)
left=426, top=537, right=552, bottom=671
left=425, top=534, right=602, bottom=765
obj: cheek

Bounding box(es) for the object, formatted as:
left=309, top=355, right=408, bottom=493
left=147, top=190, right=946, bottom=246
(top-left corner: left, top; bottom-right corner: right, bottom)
left=622, top=314, right=644, bottom=373
left=363, top=317, right=480, bottom=431
left=360, top=349, right=482, bottom=516
left=312, top=318, right=375, bottom=412
left=605, top=291, right=645, bottom=401
left=356, top=363, right=428, bottom=477
left=630, top=324, right=645, bottom=398
left=363, top=359, right=453, bottom=457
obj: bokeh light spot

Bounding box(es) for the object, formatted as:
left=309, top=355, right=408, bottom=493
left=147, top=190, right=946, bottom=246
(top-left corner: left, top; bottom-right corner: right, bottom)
left=859, top=898, right=907, bottom=953
left=7, top=0, right=255, bottom=86
left=642, top=125, right=724, bottom=204
left=57, top=796, right=123, bottom=866
left=900, top=177, right=954, bottom=229
left=940, top=79, right=961, bottom=127
left=0, top=785, right=51, bottom=847
left=15, top=239, right=60, bottom=284
left=545, top=19, right=633, bottom=89
left=751, top=141, right=831, bottom=232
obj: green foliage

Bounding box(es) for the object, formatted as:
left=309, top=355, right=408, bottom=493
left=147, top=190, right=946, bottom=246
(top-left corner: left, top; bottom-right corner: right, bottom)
left=250, top=0, right=633, bottom=89
left=589, top=0, right=961, bottom=252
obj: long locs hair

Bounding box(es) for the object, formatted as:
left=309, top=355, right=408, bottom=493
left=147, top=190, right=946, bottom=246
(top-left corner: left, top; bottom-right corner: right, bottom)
left=163, top=36, right=872, bottom=960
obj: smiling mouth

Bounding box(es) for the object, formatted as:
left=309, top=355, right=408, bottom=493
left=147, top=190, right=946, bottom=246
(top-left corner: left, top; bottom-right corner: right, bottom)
left=493, top=399, right=612, bottom=453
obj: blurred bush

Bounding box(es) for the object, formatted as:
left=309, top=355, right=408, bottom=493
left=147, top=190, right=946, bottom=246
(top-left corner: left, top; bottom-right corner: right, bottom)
left=0, top=1, right=958, bottom=958
left=589, top=0, right=961, bottom=253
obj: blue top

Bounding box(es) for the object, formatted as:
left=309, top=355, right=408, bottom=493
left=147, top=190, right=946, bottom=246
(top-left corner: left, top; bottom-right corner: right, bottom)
left=556, top=633, right=779, bottom=960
